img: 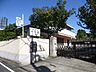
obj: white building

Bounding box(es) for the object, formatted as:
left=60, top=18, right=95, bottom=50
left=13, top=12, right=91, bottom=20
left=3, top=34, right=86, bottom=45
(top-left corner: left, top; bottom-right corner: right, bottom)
left=57, top=24, right=76, bottom=46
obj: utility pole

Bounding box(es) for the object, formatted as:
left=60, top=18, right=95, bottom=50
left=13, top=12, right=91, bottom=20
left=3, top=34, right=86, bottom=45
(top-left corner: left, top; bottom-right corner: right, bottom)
left=22, top=14, right=24, bottom=37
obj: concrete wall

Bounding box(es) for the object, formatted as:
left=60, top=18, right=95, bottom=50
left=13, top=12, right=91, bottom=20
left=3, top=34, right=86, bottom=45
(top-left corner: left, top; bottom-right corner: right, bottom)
left=0, top=37, right=49, bottom=65
left=33, top=38, right=49, bottom=60
left=0, top=39, right=20, bottom=62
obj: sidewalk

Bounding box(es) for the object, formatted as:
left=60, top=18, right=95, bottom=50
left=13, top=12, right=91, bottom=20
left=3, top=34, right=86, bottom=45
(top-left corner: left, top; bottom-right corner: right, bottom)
left=0, top=57, right=96, bottom=72
left=22, top=57, right=96, bottom=72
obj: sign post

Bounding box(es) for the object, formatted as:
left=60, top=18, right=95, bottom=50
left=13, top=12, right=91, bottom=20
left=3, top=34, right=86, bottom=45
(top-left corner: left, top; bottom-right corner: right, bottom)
left=16, top=14, right=24, bottom=37
left=22, top=14, right=24, bottom=37
left=29, top=27, right=40, bottom=63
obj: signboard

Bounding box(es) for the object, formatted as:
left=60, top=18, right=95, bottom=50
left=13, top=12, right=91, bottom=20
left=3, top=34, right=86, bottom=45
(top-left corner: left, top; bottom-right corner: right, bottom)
left=29, top=27, right=40, bottom=37
left=16, top=17, right=23, bottom=27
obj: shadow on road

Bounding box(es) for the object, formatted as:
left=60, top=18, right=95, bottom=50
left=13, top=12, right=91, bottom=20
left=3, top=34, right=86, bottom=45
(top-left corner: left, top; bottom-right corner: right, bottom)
left=31, top=63, right=53, bottom=72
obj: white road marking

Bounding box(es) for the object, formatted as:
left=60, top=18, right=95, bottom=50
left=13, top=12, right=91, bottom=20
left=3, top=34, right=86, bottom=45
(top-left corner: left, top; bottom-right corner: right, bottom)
left=0, top=62, right=15, bottom=72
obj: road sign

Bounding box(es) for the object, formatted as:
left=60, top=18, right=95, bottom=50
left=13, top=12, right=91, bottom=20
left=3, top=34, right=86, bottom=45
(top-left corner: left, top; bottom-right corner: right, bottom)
left=16, top=17, right=23, bottom=27
left=16, top=14, right=24, bottom=37
left=29, top=27, right=40, bottom=37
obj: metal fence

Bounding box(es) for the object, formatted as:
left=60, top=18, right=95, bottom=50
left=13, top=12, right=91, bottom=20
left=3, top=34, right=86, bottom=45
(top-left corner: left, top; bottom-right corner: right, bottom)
left=57, top=40, right=96, bottom=58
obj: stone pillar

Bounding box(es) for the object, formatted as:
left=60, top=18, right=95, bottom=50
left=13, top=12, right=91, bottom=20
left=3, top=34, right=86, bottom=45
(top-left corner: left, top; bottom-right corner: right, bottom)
left=49, top=36, right=57, bottom=57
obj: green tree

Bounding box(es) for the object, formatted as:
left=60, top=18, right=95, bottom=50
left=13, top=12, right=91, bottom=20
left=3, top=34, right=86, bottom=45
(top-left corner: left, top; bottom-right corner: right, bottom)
left=76, top=29, right=87, bottom=40
left=29, top=0, right=74, bottom=32
left=0, top=30, right=6, bottom=41
left=5, top=23, right=17, bottom=32
left=77, top=0, right=96, bottom=39
left=0, top=23, right=17, bottom=41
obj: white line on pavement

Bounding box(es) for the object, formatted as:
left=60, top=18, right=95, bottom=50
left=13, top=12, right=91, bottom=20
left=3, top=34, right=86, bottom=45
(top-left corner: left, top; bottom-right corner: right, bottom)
left=0, top=62, right=15, bottom=72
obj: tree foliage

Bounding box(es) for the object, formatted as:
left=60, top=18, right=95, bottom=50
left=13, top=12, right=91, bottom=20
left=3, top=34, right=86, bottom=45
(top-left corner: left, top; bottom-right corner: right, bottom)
left=77, top=0, right=96, bottom=39
left=29, top=0, right=74, bottom=32
left=5, top=23, right=17, bottom=32
left=0, top=23, right=17, bottom=41
left=76, top=29, right=88, bottom=40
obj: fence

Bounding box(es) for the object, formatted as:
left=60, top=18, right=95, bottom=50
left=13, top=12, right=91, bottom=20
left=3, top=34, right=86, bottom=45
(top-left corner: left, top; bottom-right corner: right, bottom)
left=57, top=40, right=96, bottom=59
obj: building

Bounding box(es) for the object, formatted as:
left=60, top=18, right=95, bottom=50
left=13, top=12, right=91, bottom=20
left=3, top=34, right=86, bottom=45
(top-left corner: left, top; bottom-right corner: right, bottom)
left=0, top=17, right=8, bottom=30
left=57, top=24, right=76, bottom=46
left=18, top=23, right=76, bottom=47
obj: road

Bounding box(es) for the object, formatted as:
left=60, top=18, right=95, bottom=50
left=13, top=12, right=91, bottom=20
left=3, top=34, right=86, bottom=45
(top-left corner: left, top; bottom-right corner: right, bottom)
left=1, top=57, right=96, bottom=72
left=0, top=57, right=26, bottom=72
left=0, top=62, right=27, bottom=72
left=0, top=62, right=25, bottom=72
left=0, top=64, right=10, bottom=72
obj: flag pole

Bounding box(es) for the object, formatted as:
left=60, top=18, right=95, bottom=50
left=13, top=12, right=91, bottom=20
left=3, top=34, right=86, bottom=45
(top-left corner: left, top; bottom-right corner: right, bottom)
left=22, top=14, right=24, bottom=37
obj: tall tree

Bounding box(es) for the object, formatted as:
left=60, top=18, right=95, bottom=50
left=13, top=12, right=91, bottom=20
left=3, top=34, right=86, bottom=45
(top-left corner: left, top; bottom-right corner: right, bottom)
left=29, top=0, right=74, bottom=32
left=76, top=29, right=87, bottom=40
left=77, top=0, right=96, bottom=39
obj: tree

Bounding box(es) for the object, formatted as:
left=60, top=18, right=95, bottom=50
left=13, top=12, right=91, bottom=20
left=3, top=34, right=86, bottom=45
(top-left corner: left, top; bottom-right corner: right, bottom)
left=0, top=30, right=6, bottom=41
left=5, top=23, right=17, bottom=32
left=0, top=23, right=17, bottom=41
left=29, top=0, right=74, bottom=33
left=76, top=29, right=87, bottom=40
left=77, top=0, right=96, bottom=39
left=4, top=23, right=17, bottom=39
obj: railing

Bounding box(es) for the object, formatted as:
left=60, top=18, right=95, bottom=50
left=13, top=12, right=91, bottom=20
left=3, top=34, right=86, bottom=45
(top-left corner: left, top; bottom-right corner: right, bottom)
left=57, top=40, right=96, bottom=58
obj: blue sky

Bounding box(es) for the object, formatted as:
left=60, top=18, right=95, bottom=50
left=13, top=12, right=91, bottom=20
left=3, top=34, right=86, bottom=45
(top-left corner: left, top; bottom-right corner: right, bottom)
left=0, top=0, right=86, bottom=33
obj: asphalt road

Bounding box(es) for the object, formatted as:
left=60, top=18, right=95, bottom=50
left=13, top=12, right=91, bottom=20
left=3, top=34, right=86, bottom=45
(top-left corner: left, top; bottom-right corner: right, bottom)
left=0, top=61, right=26, bottom=72
left=0, top=64, right=10, bottom=72
left=0, top=62, right=15, bottom=72
left=0, top=56, right=28, bottom=72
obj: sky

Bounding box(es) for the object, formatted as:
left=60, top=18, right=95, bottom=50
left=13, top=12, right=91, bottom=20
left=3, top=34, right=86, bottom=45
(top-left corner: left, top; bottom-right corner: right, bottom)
left=0, top=0, right=86, bottom=33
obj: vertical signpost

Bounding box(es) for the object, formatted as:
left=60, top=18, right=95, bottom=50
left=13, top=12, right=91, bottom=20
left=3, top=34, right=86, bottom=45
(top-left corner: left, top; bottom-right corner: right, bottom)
left=16, top=14, right=24, bottom=37
left=29, top=27, right=40, bottom=63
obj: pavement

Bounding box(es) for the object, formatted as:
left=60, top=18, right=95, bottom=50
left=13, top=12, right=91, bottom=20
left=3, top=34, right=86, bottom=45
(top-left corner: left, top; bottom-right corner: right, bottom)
left=0, top=57, right=96, bottom=72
